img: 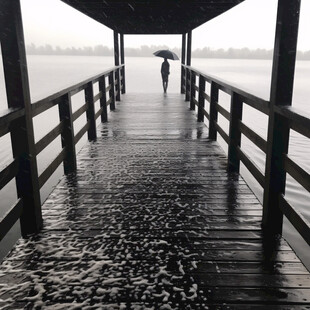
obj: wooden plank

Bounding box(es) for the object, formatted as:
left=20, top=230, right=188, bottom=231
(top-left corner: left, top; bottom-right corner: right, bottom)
left=275, top=105, right=310, bottom=139
left=58, top=94, right=76, bottom=174
left=0, top=199, right=23, bottom=242
left=0, top=108, right=25, bottom=137
left=95, top=107, right=103, bottom=120
left=0, top=159, right=19, bottom=191
left=203, top=92, right=210, bottom=103
left=38, top=148, right=66, bottom=188
left=1, top=0, right=42, bottom=236
left=284, top=155, right=310, bottom=193
left=263, top=0, right=301, bottom=235
left=93, top=92, right=102, bottom=103
left=215, top=122, right=229, bottom=144
left=238, top=120, right=267, bottom=153
left=185, top=68, right=190, bottom=101
left=279, top=195, right=310, bottom=246
left=186, top=31, right=192, bottom=67
left=72, top=102, right=88, bottom=122
left=237, top=147, right=265, bottom=188
left=203, top=109, right=210, bottom=121
left=31, top=97, right=61, bottom=117
left=74, top=121, right=90, bottom=145
left=35, top=121, right=64, bottom=155
left=216, top=103, right=230, bottom=121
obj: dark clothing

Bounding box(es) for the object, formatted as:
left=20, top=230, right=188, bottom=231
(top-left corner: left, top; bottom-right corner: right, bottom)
left=161, top=59, right=170, bottom=93
left=161, top=60, right=170, bottom=79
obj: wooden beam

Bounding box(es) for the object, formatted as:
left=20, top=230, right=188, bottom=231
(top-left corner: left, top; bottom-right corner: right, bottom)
left=198, top=75, right=206, bottom=122
left=209, top=82, right=219, bottom=140
left=58, top=94, right=77, bottom=174
left=181, top=34, right=186, bottom=94
left=114, top=31, right=120, bottom=101
left=120, top=34, right=126, bottom=94
left=186, top=31, right=192, bottom=66
left=99, top=77, right=108, bottom=122
left=85, top=82, right=97, bottom=141
left=263, top=0, right=301, bottom=235
left=228, top=93, right=243, bottom=173
left=0, top=0, right=42, bottom=236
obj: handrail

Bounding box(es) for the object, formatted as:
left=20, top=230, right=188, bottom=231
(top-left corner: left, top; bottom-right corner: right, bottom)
left=0, top=64, right=125, bottom=241
left=182, top=64, right=310, bottom=246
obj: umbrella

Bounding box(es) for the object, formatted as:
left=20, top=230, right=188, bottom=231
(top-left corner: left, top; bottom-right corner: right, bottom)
left=153, top=50, right=179, bottom=60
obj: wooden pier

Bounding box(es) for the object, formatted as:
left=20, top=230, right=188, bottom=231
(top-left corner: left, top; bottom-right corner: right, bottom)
left=1, top=0, right=310, bottom=308
left=1, top=93, right=309, bottom=308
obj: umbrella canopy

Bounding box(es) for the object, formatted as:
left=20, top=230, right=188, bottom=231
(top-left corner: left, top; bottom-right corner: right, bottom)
left=153, top=50, right=179, bottom=60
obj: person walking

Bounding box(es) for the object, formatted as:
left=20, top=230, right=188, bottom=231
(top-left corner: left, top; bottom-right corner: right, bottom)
left=161, top=58, right=170, bottom=93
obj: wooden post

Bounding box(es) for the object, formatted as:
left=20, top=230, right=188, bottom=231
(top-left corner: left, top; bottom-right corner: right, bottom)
left=198, top=75, right=205, bottom=122
left=190, top=71, right=196, bottom=110
left=85, top=82, right=97, bottom=140
left=185, top=31, right=192, bottom=101
left=109, top=71, right=116, bottom=110
left=228, top=93, right=243, bottom=172
left=0, top=0, right=42, bottom=236
left=186, top=31, right=192, bottom=67
left=114, top=31, right=120, bottom=101
left=120, top=34, right=126, bottom=94
left=99, top=76, right=108, bottom=122
left=58, top=94, right=77, bottom=174
left=181, top=34, right=186, bottom=94
left=263, top=0, right=301, bottom=235
left=209, top=81, right=219, bottom=140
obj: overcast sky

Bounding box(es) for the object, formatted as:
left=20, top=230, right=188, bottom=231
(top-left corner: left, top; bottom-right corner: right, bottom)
left=20, top=0, right=310, bottom=51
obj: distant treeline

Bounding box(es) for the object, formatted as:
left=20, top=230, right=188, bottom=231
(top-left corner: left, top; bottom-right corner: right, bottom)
left=25, top=43, right=310, bottom=60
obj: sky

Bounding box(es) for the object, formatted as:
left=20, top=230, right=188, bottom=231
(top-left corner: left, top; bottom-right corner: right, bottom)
left=20, top=0, right=310, bottom=51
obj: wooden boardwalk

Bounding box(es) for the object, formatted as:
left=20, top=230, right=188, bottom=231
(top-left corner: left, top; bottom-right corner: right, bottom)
left=0, top=93, right=309, bottom=309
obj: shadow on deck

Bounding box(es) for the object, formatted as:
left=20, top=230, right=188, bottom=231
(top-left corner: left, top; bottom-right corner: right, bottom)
left=0, top=93, right=309, bottom=309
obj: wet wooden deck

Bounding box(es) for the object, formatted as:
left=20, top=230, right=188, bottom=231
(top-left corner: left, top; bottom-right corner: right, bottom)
left=1, top=93, right=310, bottom=309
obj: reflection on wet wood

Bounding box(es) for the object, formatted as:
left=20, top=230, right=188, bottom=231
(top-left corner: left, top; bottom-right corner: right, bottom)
left=0, top=93, right=309, bottom=308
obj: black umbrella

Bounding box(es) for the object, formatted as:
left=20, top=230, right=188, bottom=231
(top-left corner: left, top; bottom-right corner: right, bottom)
left=153, top=50, right=179, bottom=60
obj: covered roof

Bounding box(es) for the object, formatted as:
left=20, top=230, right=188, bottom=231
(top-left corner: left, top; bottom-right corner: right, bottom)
left=60, top=0, right=244, bottom=34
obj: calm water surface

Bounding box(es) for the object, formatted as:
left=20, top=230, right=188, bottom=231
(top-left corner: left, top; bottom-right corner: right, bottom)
left=0, top=56, right=309, bottom=268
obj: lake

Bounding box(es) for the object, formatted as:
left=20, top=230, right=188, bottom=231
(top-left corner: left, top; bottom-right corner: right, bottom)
left=0, top=55, right=309, bottom=268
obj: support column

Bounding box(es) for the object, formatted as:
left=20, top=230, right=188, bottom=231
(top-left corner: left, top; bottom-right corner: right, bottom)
left=185, top=31, right=192, bottom=101
left=181, top=34, right=186, bottom=94
left=263, top=0, right=301, bottom=235
left=0, top=0, right=42, bottom=236
left=120, top=34, right=126, bottom=94
left=113, top=31, right=120, bottom=101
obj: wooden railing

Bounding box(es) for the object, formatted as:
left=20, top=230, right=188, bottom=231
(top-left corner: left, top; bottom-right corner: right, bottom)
left=182, top=64, right=310, bottom=245
left=0, top=65, right=124, bottom=242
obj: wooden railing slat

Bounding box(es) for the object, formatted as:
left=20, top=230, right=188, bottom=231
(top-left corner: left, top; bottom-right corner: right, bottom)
left=284, top=155, right=310, bottom=193
left=215, top=103, right=230, bottom=121
left=0, top=108, right=25, bottom=136
left=38, top=148, right=66, bottom=188
left=35, top=121, right=64, bottom=155
left=238, top=121, right=267, bottom=153
left=237, top=147, right=265, bottom=188
left=0, top=159, right=19, bottom=191
left=72, top=103, right=88, bottom=122
left=0, top=199, right=23, bottom=242
left=275, top=105, right=310, bottom=139
left=93, top=92, right=102, bottom=103
left=214, top=122, right=229, bottom=144
left=74, top=121, right=90, bottom=145
left=279, top=195, right=310, bottom=246
left=95, top=107, right=104, bottom=120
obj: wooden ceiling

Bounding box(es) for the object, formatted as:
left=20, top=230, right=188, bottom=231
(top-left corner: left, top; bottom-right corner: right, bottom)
left=60, top=0, right=245, bottom=34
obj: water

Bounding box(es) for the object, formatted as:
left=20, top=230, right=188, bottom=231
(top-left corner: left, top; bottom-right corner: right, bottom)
left=0, top=55, right=309, bottom=268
